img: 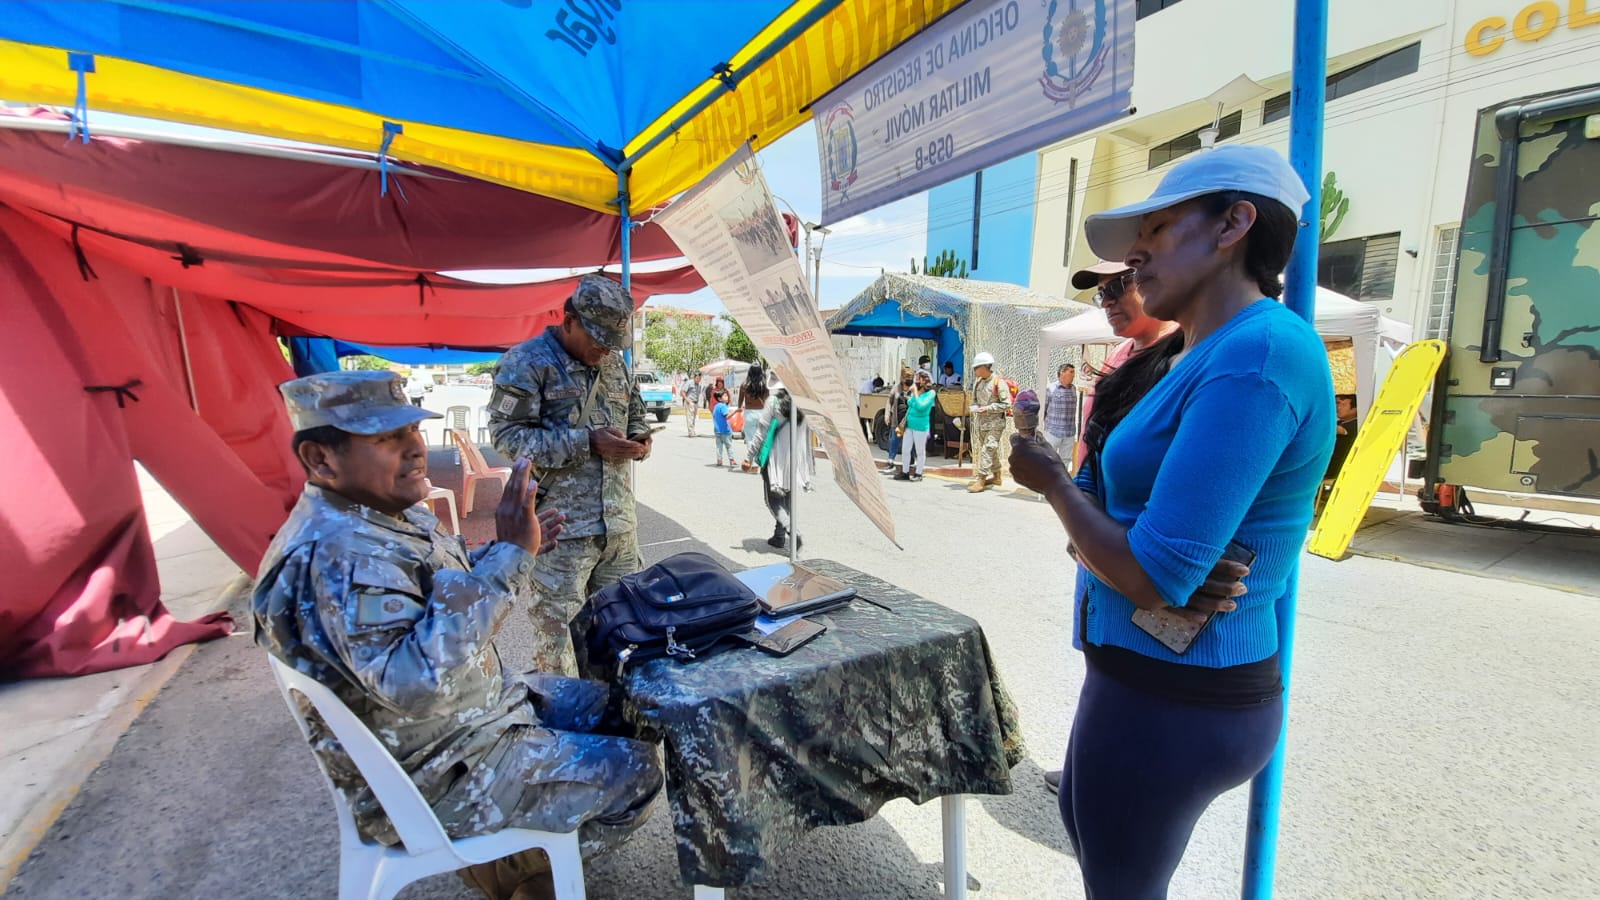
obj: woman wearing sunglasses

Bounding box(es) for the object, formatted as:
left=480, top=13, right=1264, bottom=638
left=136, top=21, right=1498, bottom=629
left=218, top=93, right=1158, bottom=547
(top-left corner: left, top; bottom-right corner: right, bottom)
left=1070, top=259, right=1178, bottom=472
left=1010, top=145, right=1335, bottom=899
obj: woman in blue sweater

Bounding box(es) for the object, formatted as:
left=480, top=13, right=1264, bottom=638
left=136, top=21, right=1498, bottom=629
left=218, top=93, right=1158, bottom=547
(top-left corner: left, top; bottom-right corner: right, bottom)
left=1009, top=145, right=1335, bottom=898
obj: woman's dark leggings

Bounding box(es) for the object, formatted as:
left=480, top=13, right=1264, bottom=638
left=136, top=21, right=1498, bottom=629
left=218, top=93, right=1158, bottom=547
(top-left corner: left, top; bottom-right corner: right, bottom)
left=1060, top=663, right=1283, bottom=899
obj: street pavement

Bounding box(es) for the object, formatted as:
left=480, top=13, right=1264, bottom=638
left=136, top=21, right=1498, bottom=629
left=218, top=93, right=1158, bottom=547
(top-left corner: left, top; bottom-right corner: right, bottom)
left=8, top=412, right=1598, bottom=899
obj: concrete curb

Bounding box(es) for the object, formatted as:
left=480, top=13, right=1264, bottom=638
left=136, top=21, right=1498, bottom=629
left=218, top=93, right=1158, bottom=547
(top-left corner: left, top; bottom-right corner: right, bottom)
left=0, top=644, right=194, bottom=894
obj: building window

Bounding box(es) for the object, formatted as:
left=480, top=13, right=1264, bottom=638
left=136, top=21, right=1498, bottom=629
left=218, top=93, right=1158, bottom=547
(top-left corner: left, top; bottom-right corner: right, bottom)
left=1136, top=0, right=1185, bottom=18
left=1424, top=226, right=1459, bottom=339
left=1318, top=232, right=1401, bottom=303
left=1148, top=111, right=1242, bottom=170
left=1263, top=43, right=1421, bottom=125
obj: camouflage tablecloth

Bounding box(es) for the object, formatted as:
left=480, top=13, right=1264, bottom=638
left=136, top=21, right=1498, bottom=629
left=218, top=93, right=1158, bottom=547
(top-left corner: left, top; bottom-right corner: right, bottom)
left=619, top=559, right=1024, bottom=887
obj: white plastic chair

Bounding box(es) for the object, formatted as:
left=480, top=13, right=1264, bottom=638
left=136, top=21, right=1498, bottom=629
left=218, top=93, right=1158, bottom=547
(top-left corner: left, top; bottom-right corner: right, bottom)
left=422, top=480, right=459, bottom=534
left=267, top=656, right=587, bottom=900
left=450, top=428, right=512, bottom=516
left=444, top=405, right=472, bottom=448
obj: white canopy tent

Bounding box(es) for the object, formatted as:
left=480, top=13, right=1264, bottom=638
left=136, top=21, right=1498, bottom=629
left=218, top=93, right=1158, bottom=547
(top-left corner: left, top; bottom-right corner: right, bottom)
left=1036, top=288, right=1412, bottom=421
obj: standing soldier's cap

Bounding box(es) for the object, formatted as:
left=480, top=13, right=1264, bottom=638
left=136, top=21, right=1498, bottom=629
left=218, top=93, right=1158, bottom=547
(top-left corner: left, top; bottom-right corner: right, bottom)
left=279, top=371, right=441, bottom=435
left=568, top=273, right=635, bottom=352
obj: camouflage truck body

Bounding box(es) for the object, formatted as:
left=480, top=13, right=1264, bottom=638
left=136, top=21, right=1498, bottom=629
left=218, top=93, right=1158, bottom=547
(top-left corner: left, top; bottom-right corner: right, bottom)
left=1430, top=85, right=1600, bottom=501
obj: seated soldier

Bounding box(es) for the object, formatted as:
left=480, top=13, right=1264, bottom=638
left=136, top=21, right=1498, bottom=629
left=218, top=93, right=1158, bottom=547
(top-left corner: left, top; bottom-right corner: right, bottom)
left=253, top=371, right=661, bottom=900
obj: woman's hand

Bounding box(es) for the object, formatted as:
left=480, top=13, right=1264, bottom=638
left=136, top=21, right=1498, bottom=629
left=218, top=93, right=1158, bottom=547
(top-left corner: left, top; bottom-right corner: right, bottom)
left=1008, top=433, right=1071, bottom=496
left=1186, top=558, right=1250, bottom=613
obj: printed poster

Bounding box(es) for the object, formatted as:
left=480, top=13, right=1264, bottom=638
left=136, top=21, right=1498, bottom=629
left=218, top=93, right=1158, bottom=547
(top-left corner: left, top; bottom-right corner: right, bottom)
left=655, top=146, right=897, bottom=547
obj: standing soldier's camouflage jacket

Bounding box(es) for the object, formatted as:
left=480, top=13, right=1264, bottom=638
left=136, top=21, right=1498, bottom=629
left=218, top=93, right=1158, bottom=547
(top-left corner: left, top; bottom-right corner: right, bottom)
left=488, top=328, right=646, bottom=539
left=252, top=485, right=659, bottom=848
left=970, top=373, right=1011, bottom=427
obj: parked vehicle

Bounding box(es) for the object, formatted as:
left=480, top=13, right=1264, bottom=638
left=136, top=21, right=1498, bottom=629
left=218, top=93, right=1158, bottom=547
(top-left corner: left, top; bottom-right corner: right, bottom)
left=1425, top=83, right=1600, bottom=516
left=635, top=371, right=673, bottom=422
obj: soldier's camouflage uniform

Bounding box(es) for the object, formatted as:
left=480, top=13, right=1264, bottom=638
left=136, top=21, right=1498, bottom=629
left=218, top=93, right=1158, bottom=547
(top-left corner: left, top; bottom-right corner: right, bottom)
left=970, top=372, right=1011, bottom=483
left=1435, top=88, right=1600, bottom=500
left=489, top=327, right=646, bottom=677
left=252, top=485, right=661, bottom=883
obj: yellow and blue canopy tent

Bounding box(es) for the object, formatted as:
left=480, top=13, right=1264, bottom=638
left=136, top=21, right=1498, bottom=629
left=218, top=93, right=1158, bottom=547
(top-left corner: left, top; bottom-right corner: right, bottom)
left=0, top=0, right=964, bottom=216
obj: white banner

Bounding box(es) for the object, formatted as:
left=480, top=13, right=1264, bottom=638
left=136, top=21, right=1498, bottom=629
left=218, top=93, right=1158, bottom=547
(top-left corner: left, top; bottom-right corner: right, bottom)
left=654, top=147, right=897, bottom=547
left=815, top=0, right=1134, bottom=225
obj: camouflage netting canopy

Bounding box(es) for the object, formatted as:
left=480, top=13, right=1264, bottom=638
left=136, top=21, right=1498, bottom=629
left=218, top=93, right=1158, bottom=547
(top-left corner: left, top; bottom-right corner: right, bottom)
left=824, top=273, right=1093, bottom=390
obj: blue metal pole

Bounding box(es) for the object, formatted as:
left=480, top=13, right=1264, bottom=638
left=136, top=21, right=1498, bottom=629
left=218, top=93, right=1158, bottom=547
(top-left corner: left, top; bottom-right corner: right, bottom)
left=618, top=167, right=633, bottom=369
left=1242, top=0, right=1325, bottom=897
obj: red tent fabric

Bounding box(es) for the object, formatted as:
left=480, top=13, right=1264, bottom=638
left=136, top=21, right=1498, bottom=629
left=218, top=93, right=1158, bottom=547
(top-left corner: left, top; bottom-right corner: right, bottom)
left=0, top=122, right=721, bottom=677
left=0, top=114, right=691, bottom=270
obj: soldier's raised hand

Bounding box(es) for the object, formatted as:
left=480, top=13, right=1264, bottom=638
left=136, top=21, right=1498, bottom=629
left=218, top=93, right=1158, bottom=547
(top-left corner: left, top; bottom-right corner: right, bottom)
left=497, top=459, right=562, bottom=555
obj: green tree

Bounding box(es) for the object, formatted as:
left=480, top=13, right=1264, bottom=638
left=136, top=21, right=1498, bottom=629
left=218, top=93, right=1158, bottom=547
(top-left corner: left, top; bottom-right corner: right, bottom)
left=343, top=355, right=392, bottom=371
left=644, top=312, right=724, bottom=374
left=1320, top=171, right=1349, bottom=242
left=465, top=361, right=497, bottom=376
left=721, top=314, right=760, bottom=363
left=909, top=248, right=968, bottom=278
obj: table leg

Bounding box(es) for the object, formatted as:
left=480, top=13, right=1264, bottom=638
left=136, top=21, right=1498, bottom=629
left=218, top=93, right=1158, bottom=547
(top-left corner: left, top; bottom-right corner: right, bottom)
left=692, top=886, right=725, bottom=899
left=942, top=794, right=967, bottom=899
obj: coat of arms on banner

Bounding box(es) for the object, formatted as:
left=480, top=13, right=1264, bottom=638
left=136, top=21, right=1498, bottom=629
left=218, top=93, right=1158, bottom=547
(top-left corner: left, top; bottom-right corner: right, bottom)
left=1041, top=0, right=1109, bottom=105
left=822, top=104, right=858, bottom=200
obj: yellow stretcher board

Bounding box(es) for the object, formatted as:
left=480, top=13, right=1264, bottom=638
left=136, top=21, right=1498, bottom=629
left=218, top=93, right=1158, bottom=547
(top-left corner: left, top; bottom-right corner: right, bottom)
left=1309, top=340, right=1447, bottom=560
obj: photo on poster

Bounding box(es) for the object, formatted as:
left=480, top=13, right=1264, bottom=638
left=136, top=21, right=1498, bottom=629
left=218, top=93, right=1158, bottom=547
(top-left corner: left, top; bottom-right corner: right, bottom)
left=720, top=193, right=791, bottom=275
left=760, top=278, right=818, bottom=337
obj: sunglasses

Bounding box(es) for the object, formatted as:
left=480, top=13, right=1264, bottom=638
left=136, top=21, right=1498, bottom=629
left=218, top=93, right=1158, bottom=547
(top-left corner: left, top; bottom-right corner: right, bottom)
left=1092, top=273, right=1135, bottom=308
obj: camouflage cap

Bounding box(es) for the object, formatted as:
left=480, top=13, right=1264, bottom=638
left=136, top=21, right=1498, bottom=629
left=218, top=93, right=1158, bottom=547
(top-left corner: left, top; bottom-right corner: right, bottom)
left=568, top=273, right=634, bottom=352
left=279, top=371, right=441, bottom=435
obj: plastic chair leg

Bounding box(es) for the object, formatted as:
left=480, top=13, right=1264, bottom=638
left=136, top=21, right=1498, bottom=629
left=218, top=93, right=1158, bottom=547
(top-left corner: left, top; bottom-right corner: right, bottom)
left=546, top=831, right=587, bottom=900
left=462, top=475, right=478, bottom=516
left=441, top=492, right=459, bottom=535
left=338, top=848, right=385, bottom=900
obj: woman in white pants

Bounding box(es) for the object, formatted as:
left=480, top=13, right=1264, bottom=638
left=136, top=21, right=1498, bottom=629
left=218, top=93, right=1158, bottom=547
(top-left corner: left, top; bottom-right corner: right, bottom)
left=895, top=369, right=937, bottom=481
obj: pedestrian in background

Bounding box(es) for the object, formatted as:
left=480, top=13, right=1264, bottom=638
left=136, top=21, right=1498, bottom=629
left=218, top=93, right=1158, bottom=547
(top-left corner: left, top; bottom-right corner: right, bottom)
left=1042, top=363, right=1079, bottom=468
left=966, top=351, right=1010, bottom=493
left=682, top=372, right=703, bottom=437
left=738, top=363, right=771, bottom=472
left=759, top=388, right=814, bottom=549
left=887, top=369, right=912, bottom=470
left=895, top=368, right=937, bottom=482
left=711, top=396, right=734, bottom=466
left=1008, top=144, right=1334, bottom=899
left=1071, top=258, right=1178, bottom=471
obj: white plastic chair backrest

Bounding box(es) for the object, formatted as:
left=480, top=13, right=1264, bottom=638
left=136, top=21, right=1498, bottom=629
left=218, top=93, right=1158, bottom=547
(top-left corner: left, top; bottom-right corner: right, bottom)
left=446, top=405, right=472, bottom=431
left=450, top=428, right=497, bottom=475
left=268, top=656, right=453, bottom=855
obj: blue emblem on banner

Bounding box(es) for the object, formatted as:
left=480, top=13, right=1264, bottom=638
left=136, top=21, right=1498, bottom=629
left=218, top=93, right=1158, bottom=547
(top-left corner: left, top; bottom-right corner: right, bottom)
left=1041, top=0, right=1109, bottom=105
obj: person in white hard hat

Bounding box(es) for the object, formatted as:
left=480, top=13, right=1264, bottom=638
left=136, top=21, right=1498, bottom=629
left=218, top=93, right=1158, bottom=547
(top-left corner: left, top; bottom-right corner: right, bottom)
left=966, top=351, right=1010, bottom=492
left=1006, top=144, right=1335, bottom=898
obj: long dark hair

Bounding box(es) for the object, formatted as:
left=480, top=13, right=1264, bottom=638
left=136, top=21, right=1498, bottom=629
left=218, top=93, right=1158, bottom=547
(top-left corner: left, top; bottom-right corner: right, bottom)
left=742, top=364, right=769, bottom=406
left=771, top=388, right=806, bottom=425
left=1083, top=190, right=1296, bottom=455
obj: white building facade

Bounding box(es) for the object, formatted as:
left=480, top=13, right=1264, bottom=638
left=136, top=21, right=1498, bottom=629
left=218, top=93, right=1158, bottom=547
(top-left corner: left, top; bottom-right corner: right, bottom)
left=1026, top=0, right=1600, bottom=337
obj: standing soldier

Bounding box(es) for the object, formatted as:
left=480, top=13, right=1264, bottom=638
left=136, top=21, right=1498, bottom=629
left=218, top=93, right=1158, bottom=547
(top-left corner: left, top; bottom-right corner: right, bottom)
left=489, top=274, right=649, bottom=677
left=967, top=351, right=1011, bottom=493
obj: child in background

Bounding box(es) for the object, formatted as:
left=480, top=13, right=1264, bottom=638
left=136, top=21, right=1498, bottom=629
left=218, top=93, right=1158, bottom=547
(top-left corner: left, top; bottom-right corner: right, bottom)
left=712, top=398, right=734, bottom=466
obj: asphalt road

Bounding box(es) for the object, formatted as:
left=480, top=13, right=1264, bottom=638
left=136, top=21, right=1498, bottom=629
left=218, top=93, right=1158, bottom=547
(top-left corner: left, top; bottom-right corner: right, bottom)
left=10, top=415, right=1598, bottom=899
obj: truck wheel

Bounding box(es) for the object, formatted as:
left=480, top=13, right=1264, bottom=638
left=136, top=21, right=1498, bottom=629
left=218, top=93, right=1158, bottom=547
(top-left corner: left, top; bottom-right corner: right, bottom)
left=655, top=410, right=668, bottom=423
left=873, top=411, right=890, bottom=451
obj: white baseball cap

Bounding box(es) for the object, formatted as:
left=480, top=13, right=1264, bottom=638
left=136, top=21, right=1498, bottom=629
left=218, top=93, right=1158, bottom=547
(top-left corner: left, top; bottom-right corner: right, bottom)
left=1084, top=144, right=1310, bottom=262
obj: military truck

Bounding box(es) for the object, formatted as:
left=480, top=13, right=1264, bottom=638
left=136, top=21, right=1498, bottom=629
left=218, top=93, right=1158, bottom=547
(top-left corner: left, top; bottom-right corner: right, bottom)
left=1424, top=84, right=1600, bottom=516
